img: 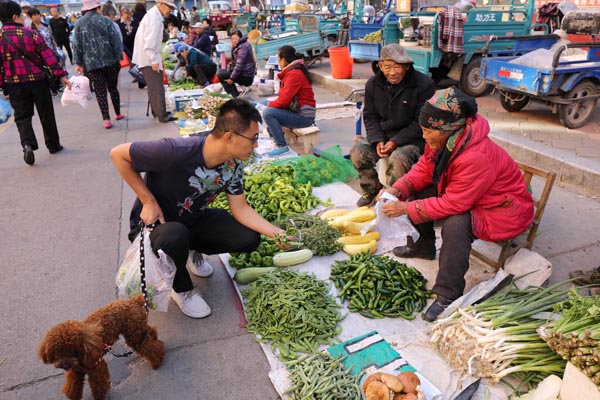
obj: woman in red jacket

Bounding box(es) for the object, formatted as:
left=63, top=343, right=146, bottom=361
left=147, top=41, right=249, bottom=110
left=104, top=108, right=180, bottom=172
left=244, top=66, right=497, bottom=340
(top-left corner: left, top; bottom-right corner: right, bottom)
left=262, top=45, right=316, bottom=157
left=379, top=87, right=534, bottom=322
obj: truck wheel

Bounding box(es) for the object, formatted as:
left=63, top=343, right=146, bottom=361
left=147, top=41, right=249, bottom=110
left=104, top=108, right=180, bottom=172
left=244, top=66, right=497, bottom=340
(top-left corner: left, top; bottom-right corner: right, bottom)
left=459, top=56, right=490, bottom=97
left=558, top=80, right=598, bottom=129
left=499, top=90, right=529, bottom=112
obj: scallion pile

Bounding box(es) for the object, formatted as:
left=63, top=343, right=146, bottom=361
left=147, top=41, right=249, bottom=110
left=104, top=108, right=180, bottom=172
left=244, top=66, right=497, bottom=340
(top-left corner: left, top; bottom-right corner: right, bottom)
left=431, top=282, right=568, bottom=384
left=538, top=288, right=600, bottom=387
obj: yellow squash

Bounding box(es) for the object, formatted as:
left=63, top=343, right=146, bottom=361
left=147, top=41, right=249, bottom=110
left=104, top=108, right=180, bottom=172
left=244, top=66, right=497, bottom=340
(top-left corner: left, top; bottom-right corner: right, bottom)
left=343, top=240, right=378, bottom=255
left=330, top=207, right=376, bottom=229
left=343, top=220, right=375, bottom=235
left=337, top=231, right=381, bottom=245
left=319, top=208, right=350, bottom=220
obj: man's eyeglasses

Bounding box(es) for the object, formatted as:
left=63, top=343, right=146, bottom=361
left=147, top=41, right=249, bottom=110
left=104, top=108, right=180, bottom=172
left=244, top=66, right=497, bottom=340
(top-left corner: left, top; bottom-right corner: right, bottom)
left=230, top=131, right=259, bottom=144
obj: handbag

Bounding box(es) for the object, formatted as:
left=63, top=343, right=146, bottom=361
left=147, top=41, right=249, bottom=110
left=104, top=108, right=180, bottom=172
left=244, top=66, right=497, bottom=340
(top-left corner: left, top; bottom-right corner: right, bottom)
left=128, top=64, right=146, bottom=86
left=42, top=66, right=56, bottom=85
left=289, top=95, right=301, bottom=113
left=120, top=51, right=130, bottom=68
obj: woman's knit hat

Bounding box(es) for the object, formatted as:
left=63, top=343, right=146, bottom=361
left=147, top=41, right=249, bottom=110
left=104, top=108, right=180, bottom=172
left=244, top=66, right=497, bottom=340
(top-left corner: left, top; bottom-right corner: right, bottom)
left=419, top=86, right=478, bottom=132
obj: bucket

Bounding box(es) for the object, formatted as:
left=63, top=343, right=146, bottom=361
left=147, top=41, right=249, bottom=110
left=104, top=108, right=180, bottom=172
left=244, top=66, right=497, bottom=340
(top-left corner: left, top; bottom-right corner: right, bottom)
left=328, top=47, right=353, bottom=79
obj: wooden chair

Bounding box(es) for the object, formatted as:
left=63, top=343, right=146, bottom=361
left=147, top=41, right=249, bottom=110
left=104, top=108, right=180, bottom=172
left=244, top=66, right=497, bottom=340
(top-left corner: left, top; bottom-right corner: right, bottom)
left=471, top=163, right=556, bottom=270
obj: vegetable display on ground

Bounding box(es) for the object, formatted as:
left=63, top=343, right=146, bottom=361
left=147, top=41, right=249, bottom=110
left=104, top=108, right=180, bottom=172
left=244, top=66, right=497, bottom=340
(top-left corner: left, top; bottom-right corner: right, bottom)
left=323, top=207, right=379, bottom=255
left=538, top=288, right=600, bottom=388
left=229, top=235, right=279, bottom=269
left=430, top=281, right=568, bottom=387
left=276, top=213, right=342, bottom=256
left=330, top=253, right=432, bottom=319
left=242, top=269, right=344, bottom=360
left=210, top=164, right=326, bottom=222
left=284, top=353, right=361, bottom=400
left=168, top=78, right=198, bottom=91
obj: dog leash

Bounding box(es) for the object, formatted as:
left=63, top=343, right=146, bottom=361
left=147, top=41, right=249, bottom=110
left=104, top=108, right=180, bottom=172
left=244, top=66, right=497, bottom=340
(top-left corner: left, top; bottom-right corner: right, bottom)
left=102, top=222, right=151, bottom=360
left=138, top=222, right=150, bottom=312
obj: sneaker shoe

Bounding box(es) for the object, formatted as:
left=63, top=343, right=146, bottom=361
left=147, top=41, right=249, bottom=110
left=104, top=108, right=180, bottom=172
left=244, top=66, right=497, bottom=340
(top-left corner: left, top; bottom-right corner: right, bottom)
left=115, top=114, right=125, bottom=120
left=103, top=121, right=112, bottom=129
left=267, top=146, right=289, bottom=157
left=186, top=251, right=214, bottom=277
left=357, top=192, right=377, bottom=207
left=171, top=289, right=211, bottom=318
left=51, top=91, right=58, bottom=97
left=422, top=295, right=454, bottom=322
left=23, top=145, right=35, bottom=165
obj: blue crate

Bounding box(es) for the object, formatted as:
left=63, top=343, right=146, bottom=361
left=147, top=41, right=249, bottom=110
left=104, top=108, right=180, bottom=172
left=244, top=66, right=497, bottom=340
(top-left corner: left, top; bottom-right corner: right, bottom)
left=348, top=40, right=381, bottom=61
left=174, top=94, right=203, bottom=112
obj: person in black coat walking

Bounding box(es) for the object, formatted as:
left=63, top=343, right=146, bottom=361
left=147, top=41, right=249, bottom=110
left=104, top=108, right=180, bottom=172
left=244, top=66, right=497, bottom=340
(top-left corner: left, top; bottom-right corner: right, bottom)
left=48, top=6, right=72, bottom=64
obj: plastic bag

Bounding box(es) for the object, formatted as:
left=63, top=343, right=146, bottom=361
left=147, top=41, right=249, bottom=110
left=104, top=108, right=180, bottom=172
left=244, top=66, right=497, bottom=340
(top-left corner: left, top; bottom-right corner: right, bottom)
left=0, top=98, right=14, bottom=135
left=373, top=192, right=420, bottom=254
left=273, top=145, right=358, bottom=186
left=115, top=230, right=176, bottom=312
left=173, top=67, right=188, bottom=81
left=61, top=75, right=91, bottom=108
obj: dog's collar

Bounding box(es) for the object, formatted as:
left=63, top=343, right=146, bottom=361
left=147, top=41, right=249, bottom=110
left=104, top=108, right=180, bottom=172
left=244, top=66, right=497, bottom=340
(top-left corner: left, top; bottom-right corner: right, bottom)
left=93, top=344, right=112, bottom=368
left=94, top=329, right=150, bottom=368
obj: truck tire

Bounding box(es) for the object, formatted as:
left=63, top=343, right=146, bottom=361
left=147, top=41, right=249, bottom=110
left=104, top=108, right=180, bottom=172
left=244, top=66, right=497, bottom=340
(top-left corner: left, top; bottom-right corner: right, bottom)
left=459, top=56, right=490, bottom=97
left=558, top=79, right=598, bottom=129
left=499, top=90, right=530, bottom=112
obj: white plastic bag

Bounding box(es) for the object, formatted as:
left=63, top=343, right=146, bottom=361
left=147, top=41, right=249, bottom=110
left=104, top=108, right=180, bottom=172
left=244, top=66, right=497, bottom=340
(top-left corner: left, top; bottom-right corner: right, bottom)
left=61, top=75, right=91, bottom=108
left=173, top=67, right=188, bottom=81
left=374, top=192, right=420, bottom=253
left=115, top=229, right=177, bottom=312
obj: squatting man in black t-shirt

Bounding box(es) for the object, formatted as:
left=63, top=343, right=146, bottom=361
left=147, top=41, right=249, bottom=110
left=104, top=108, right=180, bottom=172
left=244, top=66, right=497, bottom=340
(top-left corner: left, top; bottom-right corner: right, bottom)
left=110, top=99, right=286, bottom=318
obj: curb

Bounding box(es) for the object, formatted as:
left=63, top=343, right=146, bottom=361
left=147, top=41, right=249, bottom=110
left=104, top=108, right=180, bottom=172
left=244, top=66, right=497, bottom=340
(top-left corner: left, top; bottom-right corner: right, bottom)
left=309, top=70, right=600, bottom=199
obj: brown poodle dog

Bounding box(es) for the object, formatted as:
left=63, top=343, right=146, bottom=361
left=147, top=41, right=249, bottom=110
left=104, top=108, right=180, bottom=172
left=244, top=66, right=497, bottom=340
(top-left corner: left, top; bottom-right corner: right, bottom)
left=38, top=294, right=165, bottom=400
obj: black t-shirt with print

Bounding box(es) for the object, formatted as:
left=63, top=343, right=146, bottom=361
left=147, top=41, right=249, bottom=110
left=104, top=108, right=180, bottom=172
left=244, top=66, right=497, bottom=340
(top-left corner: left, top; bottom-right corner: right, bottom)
left=128, top=136, right=244, bottom=233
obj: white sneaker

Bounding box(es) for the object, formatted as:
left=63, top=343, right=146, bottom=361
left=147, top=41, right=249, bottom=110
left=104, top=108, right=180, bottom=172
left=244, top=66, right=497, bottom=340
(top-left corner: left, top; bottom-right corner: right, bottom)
left=186, top=251, right=214, bottom=277
left=170, top=289, right=211, bottom=318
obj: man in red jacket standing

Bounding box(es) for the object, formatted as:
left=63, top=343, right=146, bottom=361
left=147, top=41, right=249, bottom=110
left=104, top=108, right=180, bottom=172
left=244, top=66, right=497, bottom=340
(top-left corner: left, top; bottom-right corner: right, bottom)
left=379, top=87, right=534, bottom=322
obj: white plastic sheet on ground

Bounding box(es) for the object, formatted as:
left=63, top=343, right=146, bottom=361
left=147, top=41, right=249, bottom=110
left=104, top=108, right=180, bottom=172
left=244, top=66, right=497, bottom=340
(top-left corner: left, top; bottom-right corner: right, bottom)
left=218, top=182, right=550, bottom=400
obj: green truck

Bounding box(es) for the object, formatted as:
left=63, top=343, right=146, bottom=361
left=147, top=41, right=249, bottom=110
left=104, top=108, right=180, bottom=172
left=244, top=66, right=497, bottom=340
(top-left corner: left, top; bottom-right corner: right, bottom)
left=348, top=0, right=547, bottom=96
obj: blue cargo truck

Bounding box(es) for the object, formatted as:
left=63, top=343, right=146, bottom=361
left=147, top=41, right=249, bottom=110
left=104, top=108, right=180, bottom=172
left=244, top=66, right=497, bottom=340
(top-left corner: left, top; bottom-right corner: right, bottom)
left=348, top=0, right=547, bottom=96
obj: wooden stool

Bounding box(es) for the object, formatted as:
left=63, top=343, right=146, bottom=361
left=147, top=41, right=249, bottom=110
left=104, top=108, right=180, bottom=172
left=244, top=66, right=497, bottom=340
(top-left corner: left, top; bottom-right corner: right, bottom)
left=283, top=125, right=320, bottom=154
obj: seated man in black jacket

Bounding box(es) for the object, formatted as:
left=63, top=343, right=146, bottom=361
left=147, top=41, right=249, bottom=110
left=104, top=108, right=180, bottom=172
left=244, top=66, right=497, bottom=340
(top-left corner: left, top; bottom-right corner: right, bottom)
left=350, top=44, right=435, bottom=207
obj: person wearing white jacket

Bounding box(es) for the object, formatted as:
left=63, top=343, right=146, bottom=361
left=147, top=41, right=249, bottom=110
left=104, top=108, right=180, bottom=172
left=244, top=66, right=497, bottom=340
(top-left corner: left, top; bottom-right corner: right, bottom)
left=132, top=0, right=177, bottom=123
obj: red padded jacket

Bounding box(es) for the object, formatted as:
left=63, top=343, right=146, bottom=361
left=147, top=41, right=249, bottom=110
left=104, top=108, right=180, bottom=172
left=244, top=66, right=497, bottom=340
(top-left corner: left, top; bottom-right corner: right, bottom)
left=392, top=115, right=534, bottom=242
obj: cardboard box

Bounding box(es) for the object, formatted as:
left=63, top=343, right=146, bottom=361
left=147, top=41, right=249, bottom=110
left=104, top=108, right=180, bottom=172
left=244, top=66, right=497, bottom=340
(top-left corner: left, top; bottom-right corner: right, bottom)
left=560, top=362, right=600, bottom=400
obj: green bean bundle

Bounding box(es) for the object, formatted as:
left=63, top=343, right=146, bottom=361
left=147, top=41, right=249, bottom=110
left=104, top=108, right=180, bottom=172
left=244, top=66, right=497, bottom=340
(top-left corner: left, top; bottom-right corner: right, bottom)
left=285, top=353, right=361, bottom=400
left=330, top=253, right=432, bottom=319
left=242, top=269, right=344, bottom=360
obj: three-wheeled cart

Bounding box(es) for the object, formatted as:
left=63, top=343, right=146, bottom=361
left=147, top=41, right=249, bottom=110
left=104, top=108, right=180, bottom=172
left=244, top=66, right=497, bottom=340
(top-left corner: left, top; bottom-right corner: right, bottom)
left=480, top=12, right=600, bottom=128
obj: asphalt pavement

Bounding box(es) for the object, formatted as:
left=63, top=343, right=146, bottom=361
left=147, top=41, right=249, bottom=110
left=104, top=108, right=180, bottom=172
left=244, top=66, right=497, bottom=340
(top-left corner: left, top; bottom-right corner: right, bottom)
left=0, top=63, right=599, bottom=400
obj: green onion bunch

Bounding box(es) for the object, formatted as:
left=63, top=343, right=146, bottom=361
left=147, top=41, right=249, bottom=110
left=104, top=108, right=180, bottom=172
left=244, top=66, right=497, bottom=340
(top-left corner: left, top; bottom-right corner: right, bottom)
left=538, top=288, right=600, bottom=387
left=431, top=281, right=568, bottom=385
